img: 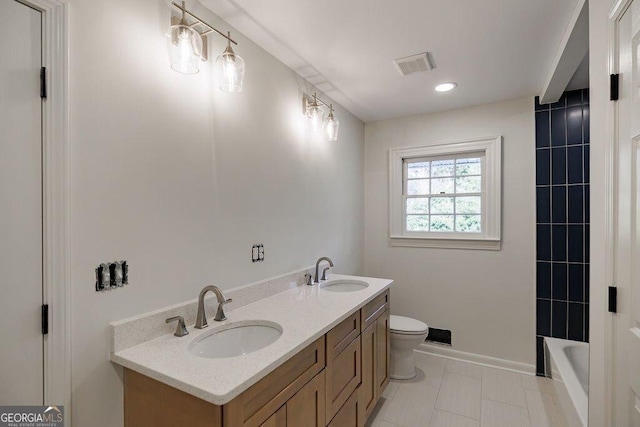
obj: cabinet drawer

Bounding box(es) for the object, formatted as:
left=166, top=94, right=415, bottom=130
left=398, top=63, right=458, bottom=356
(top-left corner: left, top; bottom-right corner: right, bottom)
left=325, top=335, right=361, bottom=422
left=224, top=337, right=325, bottom=427
left=328, top=387, right=365, bottom=427
left=326, top=311, right=360, bottom=360
left=361, top=290, right=389, bottom=331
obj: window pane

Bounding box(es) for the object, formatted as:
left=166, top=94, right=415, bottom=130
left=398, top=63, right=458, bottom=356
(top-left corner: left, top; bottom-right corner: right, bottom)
left=406, top=198, right=429, bottom=214
left=406, top=179, right=429, bottom=195
left=407, top=215, right=429, bottom=231
left=407, top=162, right=430, bottom=179
left=430, top=215, right=454, bottom=232
left=431, top=178, right=454, bottom=194
left=456, top=157, right=481, bottom=176
left=456, top=176, right=481, bottom=193
left=455, top=215, right=481, bottom=232
left=455, top=196, right=481, bottom=214
left=431, top=159, right=455, bottom=177
left=430, top=197, right=454, bottom=214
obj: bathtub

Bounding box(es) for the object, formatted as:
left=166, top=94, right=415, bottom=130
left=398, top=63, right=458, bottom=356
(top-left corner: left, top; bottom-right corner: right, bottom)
left=545, top=337, right=589, bottom=427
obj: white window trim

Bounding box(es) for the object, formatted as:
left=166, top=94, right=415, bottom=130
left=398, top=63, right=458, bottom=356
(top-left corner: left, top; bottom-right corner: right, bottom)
left=389, top=136, right=502, bottom=250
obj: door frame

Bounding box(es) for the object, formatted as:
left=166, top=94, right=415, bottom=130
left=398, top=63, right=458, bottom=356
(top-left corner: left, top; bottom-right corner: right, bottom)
left=17, top=0, right=70, bottom=415
left=591, top=0, right=635, bottom=425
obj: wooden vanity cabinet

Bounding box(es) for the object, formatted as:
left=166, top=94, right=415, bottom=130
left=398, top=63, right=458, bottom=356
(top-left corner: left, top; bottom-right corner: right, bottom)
left=360, top=322, right=377, bottom=419
left=124, top=368, right=222, bottom=427
left=259, top=370, right=326, bottom=427
left=327, top=385, right=366, bottom=427
left=359, top=292, right=390, bottom=420
left=123, top=290, right=391, bottom=427
left=325, top=312, right=361, bottom=422
left=259, top=406, right=286, bottom=427
left=223, top=337, right=325, bottom=427
left=283, top=370, right=325, bottom=426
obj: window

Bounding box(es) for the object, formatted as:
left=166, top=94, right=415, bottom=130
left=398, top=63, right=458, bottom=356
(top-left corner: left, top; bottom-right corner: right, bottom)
left=389, top=136, right=501, bottom=250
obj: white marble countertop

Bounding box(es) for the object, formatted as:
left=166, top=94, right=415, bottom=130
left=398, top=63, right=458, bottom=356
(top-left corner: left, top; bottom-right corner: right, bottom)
left=110, top=274, right=392, bottom=405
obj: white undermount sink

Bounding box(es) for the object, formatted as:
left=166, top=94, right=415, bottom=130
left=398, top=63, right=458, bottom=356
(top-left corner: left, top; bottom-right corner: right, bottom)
left=319, top=279, right=369, bottom=292
left=188, top=321, right=282, bottom=359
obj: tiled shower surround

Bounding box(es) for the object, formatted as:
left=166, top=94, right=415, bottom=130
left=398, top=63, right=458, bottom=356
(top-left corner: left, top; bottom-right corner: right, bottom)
left=535, top=89, right=590, bottom=375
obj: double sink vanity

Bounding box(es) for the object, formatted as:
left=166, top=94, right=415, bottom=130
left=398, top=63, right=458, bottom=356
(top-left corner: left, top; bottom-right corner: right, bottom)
left=110, top=267, right=392, bottom=427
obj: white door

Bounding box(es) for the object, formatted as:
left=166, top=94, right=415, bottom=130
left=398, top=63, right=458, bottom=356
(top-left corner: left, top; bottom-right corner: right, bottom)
left=0, top=0, right=44, bottom=404
left=614, top=1, right=640, bottom=425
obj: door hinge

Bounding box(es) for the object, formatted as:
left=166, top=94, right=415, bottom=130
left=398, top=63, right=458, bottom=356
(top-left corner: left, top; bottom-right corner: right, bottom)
left=40, top=67, right=47, bottom=99
left=608, top=286, right=617, bottom=313
left=41, top=304, right=49, bottom=335
left=610, top=74, right=620, bottom=101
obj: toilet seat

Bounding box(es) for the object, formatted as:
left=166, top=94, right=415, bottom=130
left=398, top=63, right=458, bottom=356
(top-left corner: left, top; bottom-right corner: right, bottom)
left=390, top=315, right=429, bottom=335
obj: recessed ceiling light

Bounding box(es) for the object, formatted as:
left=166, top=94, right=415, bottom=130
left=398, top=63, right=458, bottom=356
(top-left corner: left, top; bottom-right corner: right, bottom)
left=435, top=82, right=457, bottom=92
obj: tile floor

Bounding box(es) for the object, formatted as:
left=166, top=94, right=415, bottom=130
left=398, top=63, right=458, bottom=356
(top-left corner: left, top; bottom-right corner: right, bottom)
left=366, top=353, right=565, bottom=427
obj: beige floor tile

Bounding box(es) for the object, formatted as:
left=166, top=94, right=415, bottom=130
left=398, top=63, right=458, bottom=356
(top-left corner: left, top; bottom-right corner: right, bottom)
left=481, top=367, right=527, bottom=407
left=429, top=409, right=479, bottom=427
left=382, top=380, right=401, bottom=400
left=435, top=372, right=482, bottom=420
left=383, top=380, right=439, bottom=427
left=481, top=399, right=531, bottom=427
left=366, top=416, right=401, bottom=427
left=521, top=373, right=555, bottom=394
left=446, top=359, right=483, bottom=378
left=524, top=388, right=566, bottom=427
left=367, top=396, right=392, bottom=425
left=414, top=353, right=447, bottom=388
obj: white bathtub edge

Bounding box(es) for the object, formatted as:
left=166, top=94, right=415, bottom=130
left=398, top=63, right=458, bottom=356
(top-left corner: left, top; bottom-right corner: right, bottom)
left=545, top=337, right=588, bottom=427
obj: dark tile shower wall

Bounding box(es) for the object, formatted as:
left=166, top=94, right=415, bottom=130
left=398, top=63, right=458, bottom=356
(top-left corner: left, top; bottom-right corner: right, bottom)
left=535, top=89, right=590, bottom=376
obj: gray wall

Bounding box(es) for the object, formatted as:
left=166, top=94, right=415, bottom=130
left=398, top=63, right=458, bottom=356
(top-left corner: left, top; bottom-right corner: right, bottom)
left=68, top=0, right=364, bottom=425
left=364, top=97, right=536, bottom=366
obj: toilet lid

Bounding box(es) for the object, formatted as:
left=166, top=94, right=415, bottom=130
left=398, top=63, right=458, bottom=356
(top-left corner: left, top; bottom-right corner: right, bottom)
left=390, top=315, right=429, bottom=334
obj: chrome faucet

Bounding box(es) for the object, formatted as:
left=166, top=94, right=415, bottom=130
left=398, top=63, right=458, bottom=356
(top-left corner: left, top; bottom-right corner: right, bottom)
left=195, top=285, right=233, bottom=329
left=314, top=257, right=334, bottom=284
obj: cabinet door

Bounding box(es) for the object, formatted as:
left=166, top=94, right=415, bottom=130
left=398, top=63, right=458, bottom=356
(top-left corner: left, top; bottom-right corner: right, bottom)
left=326, top=336, right=361, bottom=422
left=328, top=387, right=365, bottom=427
left=259, top=406, right=286, bottom=427
left=286, top=371, right=325, bottom=427
left=375, top=310, right=390, bottom=396
left=360, top=323, right=377, bottom=420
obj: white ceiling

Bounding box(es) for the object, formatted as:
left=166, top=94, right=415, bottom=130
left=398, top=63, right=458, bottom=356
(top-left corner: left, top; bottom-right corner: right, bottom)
left=201, top=0, right=580, bottom=122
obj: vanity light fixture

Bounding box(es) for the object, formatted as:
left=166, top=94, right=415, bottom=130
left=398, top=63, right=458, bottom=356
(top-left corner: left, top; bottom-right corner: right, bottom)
left=305, top=93, right=325, bottom=133
left=435, top=82, right=457, bottom=92
left=303, top=92, right=340, bottom=141
left=325, top=105, right=339, bottom=141
left=216, top=32, right=245, bottom=93
left=166, top=2, right=203, bottom=74
left=167, top=1, right=245, bottom=92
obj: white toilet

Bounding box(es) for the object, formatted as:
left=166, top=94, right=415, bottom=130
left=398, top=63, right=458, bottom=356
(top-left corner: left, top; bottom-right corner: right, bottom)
left=390, top=315, right=429, bottom=380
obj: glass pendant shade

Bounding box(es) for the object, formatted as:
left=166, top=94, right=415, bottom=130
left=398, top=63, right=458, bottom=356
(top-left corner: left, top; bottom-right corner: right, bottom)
left=308, top=104, right=325, bottom=133
left=216, top=46, right=245, bottom=93
left=326, top=113, right=339, bottom=141
left=167, top=24, right=203, bottom=74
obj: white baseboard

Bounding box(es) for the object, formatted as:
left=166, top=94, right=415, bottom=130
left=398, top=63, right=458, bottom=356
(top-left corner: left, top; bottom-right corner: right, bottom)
left=416, top=343, right=536, bottom=376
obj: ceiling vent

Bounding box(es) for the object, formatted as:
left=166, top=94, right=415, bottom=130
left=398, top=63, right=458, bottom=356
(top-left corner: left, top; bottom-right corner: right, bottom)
left=393, top=52, right=435, bottom=76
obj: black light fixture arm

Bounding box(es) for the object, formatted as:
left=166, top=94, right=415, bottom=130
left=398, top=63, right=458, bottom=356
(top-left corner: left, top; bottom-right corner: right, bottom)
left=171, top=1, right=238, bottom=45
